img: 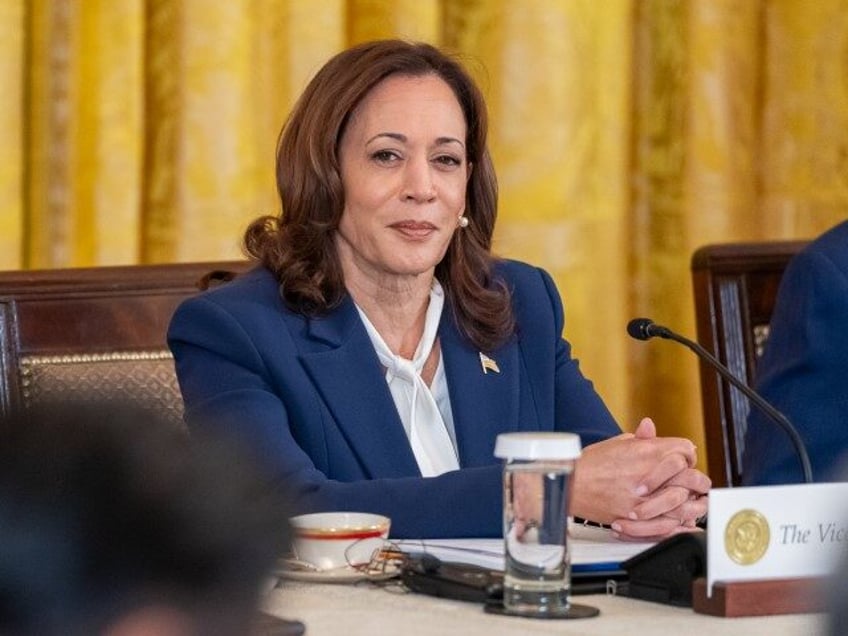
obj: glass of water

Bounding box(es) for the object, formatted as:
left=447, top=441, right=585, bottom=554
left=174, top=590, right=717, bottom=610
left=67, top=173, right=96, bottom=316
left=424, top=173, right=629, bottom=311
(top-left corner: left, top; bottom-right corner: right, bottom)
left=494, top=432, right=585, bottom=617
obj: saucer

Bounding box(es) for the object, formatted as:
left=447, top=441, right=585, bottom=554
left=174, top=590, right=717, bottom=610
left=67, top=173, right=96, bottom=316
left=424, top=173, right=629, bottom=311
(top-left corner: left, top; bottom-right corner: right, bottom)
left=274, top=559, right=400, bottom=584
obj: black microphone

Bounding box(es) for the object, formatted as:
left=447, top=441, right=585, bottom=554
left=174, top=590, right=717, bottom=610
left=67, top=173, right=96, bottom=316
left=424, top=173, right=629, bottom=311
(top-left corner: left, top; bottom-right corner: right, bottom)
left=626, top=317, right=813, bottom=484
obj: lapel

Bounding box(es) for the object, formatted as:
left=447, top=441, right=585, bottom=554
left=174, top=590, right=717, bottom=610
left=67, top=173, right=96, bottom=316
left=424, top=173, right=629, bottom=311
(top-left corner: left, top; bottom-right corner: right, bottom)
left=297, top=296, right=521, bottom=475
left=439, top=307, right=520, bottom=467
left=297, top=298, right=420, bottom=478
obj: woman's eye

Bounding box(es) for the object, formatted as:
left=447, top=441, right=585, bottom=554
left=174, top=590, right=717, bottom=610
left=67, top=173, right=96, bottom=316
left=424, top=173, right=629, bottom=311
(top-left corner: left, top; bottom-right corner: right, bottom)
left=371, top=150, right=400, bottom=163
left=433, top=155, right=462, bottom=168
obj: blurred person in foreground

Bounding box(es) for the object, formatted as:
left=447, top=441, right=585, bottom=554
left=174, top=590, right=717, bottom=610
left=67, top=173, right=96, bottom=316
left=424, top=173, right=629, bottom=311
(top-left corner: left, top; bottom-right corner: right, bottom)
left=0, top=400, right=290, bottom=636
left=168, top=39, right=710, bottom=540
left=743, top=219, right=848, bottom=485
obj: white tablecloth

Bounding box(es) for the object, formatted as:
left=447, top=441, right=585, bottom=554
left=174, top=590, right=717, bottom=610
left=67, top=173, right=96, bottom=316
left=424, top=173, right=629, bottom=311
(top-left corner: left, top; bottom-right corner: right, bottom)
left=263, top=580, right=826, bottom=636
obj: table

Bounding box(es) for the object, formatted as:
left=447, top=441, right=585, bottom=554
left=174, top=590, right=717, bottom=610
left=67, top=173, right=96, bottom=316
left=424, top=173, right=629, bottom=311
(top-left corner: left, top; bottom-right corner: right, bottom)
left=263, top=580, right=826, bottom=636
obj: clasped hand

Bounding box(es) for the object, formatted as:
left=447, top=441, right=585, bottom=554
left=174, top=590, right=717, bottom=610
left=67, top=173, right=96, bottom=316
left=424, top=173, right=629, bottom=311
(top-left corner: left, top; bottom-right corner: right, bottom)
left=572, top=418, right=710, bottom=541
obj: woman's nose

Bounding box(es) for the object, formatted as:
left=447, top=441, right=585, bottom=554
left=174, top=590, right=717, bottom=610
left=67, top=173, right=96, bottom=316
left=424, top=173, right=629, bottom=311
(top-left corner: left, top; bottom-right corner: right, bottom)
left=401, top=157, right=436, bottom=202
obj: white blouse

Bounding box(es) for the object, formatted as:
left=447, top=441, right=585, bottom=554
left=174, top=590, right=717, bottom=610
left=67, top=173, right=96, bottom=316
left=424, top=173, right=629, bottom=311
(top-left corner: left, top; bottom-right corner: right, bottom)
left=355, top=280, right=459, bottom=477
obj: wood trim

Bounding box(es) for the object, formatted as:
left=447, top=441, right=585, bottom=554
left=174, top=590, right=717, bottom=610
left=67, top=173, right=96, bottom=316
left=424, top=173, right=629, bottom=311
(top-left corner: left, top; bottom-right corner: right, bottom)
left=0, top=261, right=252, bottom=424
left=691, top=242, right=808, bottom=487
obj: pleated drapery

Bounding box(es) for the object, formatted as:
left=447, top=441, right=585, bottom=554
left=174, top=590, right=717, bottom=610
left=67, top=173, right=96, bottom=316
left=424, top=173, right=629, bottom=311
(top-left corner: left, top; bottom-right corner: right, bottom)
left=3, top=0, right=848, bottom=467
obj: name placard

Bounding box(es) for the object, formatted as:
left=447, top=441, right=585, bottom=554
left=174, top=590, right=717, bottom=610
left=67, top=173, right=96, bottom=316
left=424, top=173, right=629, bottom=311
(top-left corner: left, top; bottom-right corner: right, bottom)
left=707, top=483, right=848, bottom=596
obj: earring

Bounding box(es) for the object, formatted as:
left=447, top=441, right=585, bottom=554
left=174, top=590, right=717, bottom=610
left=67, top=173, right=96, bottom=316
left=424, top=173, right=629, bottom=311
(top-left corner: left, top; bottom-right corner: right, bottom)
left=458, top=215, right=469, bottom=228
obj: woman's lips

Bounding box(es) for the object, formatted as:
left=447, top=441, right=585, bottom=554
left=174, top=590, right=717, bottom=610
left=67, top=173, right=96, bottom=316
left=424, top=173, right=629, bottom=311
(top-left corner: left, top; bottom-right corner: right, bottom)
left=389, top=221, right=437, bottom=239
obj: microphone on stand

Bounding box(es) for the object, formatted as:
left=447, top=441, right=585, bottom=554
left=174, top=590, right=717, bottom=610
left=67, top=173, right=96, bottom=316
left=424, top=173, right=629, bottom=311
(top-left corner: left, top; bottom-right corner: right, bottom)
left=626, top=317, right=813, bottom=484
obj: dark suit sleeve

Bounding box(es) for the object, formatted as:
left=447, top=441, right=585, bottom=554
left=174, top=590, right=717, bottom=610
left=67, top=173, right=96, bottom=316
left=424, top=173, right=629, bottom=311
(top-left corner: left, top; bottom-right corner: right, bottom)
left=742, top=245, right=848, bottom=484
left=168, top=295, right=502, bottom=539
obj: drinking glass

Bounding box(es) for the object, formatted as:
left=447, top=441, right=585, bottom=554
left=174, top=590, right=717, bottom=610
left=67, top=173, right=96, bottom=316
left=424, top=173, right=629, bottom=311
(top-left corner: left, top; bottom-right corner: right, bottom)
left=494, top=432, right=596, bottom=618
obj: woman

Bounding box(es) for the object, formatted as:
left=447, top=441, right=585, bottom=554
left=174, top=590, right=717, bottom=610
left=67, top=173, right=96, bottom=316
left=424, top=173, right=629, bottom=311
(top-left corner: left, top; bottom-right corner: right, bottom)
left=168, top=40, right=709, bottom=539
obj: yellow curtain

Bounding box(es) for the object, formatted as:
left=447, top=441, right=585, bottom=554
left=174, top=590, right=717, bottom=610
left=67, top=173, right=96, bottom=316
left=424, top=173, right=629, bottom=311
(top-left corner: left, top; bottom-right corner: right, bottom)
left=0, top=1, right=25, bottom=268
left=4, top=1, right=848, bottom=468
left=627, top=0, right=848, bottom=458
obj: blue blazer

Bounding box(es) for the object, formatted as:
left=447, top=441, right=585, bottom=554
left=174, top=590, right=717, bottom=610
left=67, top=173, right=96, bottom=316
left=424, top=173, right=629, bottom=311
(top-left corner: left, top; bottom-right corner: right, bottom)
left=168, top=259, right=620, bottom=537
left=743, top=220, right=848, bottom=485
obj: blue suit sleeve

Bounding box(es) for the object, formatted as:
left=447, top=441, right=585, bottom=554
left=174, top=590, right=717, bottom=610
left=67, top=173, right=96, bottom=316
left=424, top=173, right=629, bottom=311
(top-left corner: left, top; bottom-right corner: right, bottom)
left=742, top=245, right=848, bottom=484
left=168, top=263, right=621, bottom=538
left=168, top=295, right=502, bottom=539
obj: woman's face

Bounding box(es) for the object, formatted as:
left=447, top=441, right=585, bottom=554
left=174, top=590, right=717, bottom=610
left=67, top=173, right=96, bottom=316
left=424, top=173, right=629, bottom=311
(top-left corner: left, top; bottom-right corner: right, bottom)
left=336, top=73, right=470, bottom=284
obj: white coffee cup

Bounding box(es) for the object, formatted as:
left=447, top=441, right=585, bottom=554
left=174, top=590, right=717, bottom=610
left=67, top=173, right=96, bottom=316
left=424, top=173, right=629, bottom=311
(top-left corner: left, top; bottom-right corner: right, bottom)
left=289, top=512, right=390, bottom=571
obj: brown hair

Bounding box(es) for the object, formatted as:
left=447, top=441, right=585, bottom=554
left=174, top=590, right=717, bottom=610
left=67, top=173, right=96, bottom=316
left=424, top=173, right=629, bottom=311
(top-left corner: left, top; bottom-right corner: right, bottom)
left=244, top=39, right=514, bottom=351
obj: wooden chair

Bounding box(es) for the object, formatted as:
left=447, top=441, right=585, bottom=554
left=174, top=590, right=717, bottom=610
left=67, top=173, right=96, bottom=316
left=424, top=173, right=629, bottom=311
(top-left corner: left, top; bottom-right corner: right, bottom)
left=0, top=261, right=251, bottom=432
left=690, top=240, right=808, bottom=487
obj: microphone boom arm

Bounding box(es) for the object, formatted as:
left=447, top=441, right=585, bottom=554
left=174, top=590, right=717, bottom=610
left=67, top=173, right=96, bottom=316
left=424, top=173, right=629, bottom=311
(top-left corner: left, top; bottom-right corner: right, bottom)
left=653, top=327, right=813, bottom=484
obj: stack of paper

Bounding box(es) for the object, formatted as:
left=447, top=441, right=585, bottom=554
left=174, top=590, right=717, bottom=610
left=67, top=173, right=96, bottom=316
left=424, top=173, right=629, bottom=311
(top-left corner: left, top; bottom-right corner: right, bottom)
left=396, top=525, right=655, bottom=572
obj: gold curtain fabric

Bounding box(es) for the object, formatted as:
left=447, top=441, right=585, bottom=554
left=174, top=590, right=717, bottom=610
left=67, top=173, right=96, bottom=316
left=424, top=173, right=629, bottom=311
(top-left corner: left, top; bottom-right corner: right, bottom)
left=3, top=0, right=848, bottom=465
left=0, top=1, right=25, bottom=267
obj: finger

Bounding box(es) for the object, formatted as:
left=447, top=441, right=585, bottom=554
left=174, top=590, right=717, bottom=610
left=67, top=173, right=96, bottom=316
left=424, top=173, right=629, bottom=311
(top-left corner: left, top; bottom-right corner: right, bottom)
left=633, top=417, right=656, bottom=439
left=664, top=439, right=698, bottom=468
left=632, top=419, right=697, bottom=466
left=635, top=452, right=691, bottom=496
left=628, top=486, right=692, bottom=521
left=664, top=468, right=711, bottom=495
left=635, top=442, right=699, bottom=493
left=612, top=523, right=704, bottom=543
left=662, top=495, right=709, bottom=525
left=610, top=516, right=687, bottom=540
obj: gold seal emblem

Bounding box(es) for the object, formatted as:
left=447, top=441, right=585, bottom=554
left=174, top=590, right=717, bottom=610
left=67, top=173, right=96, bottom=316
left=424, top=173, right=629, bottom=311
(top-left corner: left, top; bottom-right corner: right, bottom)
left=724, top=509, right=770, bottom=565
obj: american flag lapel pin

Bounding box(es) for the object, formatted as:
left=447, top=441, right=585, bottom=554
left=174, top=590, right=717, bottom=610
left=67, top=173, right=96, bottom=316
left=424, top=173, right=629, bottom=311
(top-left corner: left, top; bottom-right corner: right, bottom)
left=479, top=352, right=500, bottom=375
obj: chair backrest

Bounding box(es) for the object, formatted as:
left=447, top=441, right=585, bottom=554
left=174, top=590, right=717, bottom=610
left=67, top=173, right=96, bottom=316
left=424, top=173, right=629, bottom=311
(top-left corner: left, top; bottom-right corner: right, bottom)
left=691, top=240, right=808, bottom=487
left=0, top=261, right=251, bottom=432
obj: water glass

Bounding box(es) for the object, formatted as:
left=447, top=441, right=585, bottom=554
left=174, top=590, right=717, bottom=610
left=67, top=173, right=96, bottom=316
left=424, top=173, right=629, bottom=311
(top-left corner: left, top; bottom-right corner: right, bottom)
left=494, top=432, right=581, bottom=617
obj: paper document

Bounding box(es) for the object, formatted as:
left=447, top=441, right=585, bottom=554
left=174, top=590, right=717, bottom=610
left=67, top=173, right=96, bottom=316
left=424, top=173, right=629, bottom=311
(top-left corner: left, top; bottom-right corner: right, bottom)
left=396, top=525, right=655, bottom=572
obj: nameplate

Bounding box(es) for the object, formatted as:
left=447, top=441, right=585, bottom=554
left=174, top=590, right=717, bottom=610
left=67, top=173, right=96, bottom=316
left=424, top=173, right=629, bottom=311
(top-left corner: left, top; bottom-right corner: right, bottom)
left=707, top=483, right=848, bottom=596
